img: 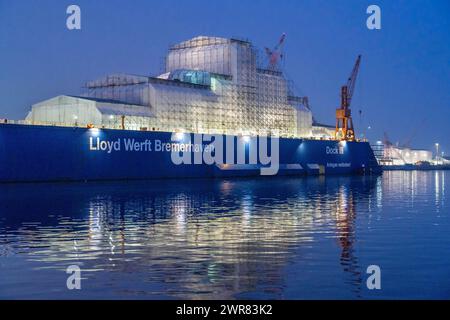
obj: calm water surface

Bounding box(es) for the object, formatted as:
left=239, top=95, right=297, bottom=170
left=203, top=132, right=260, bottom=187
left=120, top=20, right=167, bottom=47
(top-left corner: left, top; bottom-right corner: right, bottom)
left=0, top=171, right=449, bottom=299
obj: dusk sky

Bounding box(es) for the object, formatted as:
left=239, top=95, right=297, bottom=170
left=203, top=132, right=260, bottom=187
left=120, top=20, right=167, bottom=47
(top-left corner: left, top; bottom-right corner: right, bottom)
left=0, top=0, right=449, bottom=153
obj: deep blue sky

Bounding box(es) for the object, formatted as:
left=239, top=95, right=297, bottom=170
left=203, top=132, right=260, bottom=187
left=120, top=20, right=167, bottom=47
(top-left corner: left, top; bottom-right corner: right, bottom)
left=0, top=0, right=449, bottom=152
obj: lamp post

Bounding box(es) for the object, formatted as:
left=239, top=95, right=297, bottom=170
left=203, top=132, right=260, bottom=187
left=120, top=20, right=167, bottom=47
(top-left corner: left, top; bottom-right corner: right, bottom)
left=435, top=143, right=440, bottom=164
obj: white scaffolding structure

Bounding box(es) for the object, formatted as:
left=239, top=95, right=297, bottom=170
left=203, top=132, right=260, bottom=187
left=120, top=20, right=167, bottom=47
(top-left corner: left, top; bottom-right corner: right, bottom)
left=28, top=36, right=313, bottom=138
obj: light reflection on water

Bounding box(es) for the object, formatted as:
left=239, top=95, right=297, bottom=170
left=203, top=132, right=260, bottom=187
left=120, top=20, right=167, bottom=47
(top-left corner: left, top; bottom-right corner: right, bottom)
left=0, top=171, right=449, bottom=299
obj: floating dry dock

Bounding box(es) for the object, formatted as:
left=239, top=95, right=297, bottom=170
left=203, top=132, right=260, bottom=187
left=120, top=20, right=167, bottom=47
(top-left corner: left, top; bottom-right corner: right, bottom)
left=0, top=36, right=380, bottom=182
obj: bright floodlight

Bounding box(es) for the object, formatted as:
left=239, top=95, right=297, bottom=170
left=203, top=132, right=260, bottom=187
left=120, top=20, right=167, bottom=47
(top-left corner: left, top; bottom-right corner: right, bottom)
left=174, top=132, right=184, bottom=141
left=89, top=128, right=100, bottom=136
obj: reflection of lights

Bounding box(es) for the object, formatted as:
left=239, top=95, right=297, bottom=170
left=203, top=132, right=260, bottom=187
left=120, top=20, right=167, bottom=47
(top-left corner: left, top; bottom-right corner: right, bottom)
left=340, top=186, right=348, bottom=208
left=10, top=176, right=381, bottom=286
left=435, top=143, right=440, bottom=162
left=243, top=135, right=251, bottom=143
left=73, top=240, right=79, bottom=259
left=89, top=208, right=101, bottom=234
left=175, top=207, right=186, bottom=225
left=220, top=181, right=233, bottom=195
left=172, top=199, right=187, bottom=233
left=73, top=115, right=78, bottom=120
left=109, top=232, right=116, bottom=256
left=339, top=141, right=347, bottom=148
left=207, top=263, right=220, bottom=283
left=435, top=171, right=440, bottom=205
left=411, top=171, right=417, bottom=199
left=335, top=185, right=349, bottom=221
left=376, top=177, right=382, bottom=209
left=241, top=194, right=253, bottom=226
left=442, top=171, right=445, bottom=197
left=88, top=205, right=103, bottom=251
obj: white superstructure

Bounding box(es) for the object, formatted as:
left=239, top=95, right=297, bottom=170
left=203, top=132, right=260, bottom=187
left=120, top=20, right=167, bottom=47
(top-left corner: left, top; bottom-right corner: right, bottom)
left=26, top=36, right=315, bottom=138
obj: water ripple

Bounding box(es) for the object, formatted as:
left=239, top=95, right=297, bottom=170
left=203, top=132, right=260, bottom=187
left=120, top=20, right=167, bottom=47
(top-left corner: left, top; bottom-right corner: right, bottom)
left=0, top=171, right=449, bottom=299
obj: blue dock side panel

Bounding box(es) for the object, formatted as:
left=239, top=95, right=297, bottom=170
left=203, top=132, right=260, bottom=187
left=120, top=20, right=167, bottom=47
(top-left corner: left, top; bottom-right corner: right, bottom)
left=0, top=124, right=380, bottom=182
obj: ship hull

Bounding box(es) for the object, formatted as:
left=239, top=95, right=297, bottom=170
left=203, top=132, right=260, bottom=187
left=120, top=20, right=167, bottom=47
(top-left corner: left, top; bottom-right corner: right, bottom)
left=0, top=124, right=381, bottom=182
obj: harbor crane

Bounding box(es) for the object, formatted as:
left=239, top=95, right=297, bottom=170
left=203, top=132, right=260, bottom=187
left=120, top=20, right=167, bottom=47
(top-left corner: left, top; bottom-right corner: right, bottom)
left=335, top=55, right=361, bottom=141
left=265, top=33, right=286, bottom=71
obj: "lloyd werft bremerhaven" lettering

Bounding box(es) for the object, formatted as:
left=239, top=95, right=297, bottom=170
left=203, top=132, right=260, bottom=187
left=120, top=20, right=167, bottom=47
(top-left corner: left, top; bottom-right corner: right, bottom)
left=89, top=137, right=213, bottom=154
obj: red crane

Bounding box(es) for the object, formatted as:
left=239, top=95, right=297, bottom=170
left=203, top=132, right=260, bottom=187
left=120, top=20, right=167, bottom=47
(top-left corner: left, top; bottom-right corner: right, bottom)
left=265, top=33, right=286, bottom=71
left=335, top=55, right=361, bottom=141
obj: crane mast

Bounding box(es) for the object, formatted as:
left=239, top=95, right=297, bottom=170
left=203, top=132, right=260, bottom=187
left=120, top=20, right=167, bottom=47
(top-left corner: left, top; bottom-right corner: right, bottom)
left=265, top=33, right=286, bottom=71
left=335, top=55, right=361, bottom=141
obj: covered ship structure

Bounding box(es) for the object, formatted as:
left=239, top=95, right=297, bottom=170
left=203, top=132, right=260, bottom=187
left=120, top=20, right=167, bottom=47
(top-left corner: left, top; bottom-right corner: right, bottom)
left=0, top=36, right=380, bottom=182
left=26, top=36, right=316, bottom=138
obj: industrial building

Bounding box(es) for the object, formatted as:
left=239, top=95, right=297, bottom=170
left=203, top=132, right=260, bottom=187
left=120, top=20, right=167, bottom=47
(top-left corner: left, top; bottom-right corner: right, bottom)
left=371, top=141, right=433, bottom=165
left=25, top=36, right=329, bottom=138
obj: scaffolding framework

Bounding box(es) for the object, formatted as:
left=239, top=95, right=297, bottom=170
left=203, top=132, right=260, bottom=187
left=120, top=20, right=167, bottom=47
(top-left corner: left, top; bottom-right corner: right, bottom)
left=31, top=36, right=313, bottom=138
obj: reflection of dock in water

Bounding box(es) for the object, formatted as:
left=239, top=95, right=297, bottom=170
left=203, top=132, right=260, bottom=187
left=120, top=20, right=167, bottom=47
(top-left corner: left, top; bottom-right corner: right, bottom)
left=335, top=185, right=362, bottom=297
left=0, top=176, right=380, bottom=299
